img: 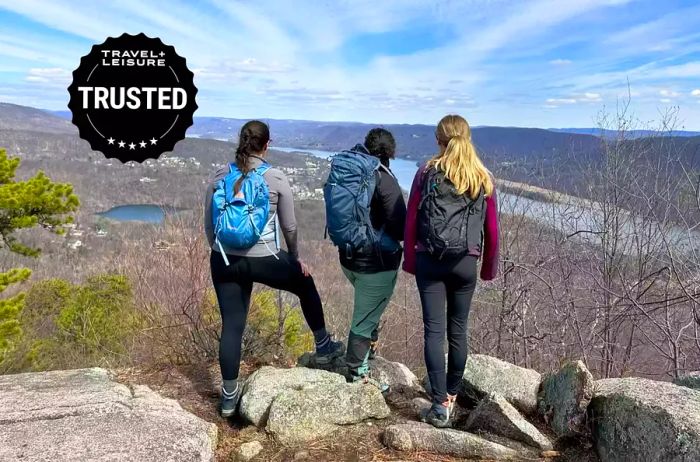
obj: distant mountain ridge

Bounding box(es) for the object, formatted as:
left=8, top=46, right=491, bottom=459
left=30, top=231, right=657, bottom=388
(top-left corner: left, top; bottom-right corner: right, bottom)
left=549, top=127, right=700, bottom=138
left=1, top=103, right=75, bottom=134
left=49, top=110, right=601, bottom=161
left=39, top=106, right=700, bottom=184
left=51, top=110, right=699, bottom=143
left=0, top=102, right=696, bottom=214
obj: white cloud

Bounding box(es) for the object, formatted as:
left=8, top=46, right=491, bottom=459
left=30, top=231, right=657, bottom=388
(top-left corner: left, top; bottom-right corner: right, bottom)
left=25, top=67, right=70, bottom=84
left=545, top=93, right=604, bottom=106
left=692, top=89, right=700, bottom=97
left=547, top=98, right=577, bottom=104
left=550, top=59, right=573, bottom=65
left=581, top=92, right=602, bottom=102
left=659, top=89, right=680, bottom=98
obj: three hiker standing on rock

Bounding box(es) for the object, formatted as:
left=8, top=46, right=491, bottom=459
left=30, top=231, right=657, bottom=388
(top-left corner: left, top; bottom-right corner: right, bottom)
left=206, top=114, right=499, bottom=427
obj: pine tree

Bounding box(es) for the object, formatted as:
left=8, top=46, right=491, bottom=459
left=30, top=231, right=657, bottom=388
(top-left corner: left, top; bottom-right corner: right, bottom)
left=0, top=149, right=79, bottom=364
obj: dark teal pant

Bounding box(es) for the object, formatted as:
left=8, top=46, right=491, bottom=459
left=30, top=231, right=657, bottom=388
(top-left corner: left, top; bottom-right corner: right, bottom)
left=342, top=267, right=398, bottom=377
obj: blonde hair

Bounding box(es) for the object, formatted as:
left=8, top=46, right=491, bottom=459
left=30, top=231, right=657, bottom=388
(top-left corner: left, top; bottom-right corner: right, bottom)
left=428, top=114, right=493, bottom=199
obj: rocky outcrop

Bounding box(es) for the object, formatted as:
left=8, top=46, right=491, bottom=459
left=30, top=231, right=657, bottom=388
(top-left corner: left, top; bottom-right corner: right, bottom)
left=465, top=393, right=553, bottom=450
left=267, top=381, right=390, bottom=444
left=538, top=360, right=594, bottom=437
left=383, top=423, right=521, bottom=460
left=590, top=378, right=700, bottom=461
left=462, top=354, right=542, bottom=414
left=0, top=368, right=217, bottom=462
left=239, top=366, right=345, bottom=427
left=240, top=366, right=390, bottom=445
left=673, top=371, right=700, bottom=391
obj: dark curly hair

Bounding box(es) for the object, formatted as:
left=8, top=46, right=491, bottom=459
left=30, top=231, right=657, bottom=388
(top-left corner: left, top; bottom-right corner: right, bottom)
left=236, top=120, right=270, bottom=174
left=364, top=128, right=396, bottom=164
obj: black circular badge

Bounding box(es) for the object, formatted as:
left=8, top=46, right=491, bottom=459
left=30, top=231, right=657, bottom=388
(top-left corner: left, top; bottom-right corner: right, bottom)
left=68, top=33, right=197, bottom=163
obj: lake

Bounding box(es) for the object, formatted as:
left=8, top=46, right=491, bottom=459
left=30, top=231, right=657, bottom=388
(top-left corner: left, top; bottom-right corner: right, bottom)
left=96, top=204, right=182, bottom=223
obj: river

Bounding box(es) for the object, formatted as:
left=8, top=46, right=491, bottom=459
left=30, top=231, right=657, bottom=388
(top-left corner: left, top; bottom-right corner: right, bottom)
left=276, top=146, right=700, bottom=255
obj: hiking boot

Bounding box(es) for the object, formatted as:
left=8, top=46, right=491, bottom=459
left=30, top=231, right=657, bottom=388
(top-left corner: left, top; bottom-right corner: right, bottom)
left=353, top=374, right=390, bottom=394
left=316, top=337, right=345, bottom=366
left=220, top=384, right=241, bottom=418
left=420, top=401, right=451, bottom=428
left=368, top=340, right=378, bottom=360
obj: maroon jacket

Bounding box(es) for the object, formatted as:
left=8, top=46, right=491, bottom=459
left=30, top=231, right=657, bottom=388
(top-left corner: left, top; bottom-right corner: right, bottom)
left=402, top=164, right=500, bottom=280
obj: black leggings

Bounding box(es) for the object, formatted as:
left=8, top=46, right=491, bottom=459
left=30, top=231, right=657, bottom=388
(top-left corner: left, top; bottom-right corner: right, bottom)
left=210, top=250, right=326, bottom=380
left=416, top=252, right=478, bottom=404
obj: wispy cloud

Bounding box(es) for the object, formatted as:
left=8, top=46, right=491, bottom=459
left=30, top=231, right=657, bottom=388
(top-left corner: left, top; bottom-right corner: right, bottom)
left=547, top=98, right=577, bottom=105
left=660, top=89, right=680, bottom=98
left=0, top=0, right=697, bottom=128
left=25, top=67, right=70, bottom=85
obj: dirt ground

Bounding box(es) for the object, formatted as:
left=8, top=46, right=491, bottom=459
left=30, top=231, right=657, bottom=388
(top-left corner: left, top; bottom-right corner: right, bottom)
left=115, top=361, right=598, bottom=462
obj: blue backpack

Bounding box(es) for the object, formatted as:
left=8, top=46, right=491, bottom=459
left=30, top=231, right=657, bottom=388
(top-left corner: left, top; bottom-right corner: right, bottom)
left=323, top=147, right=383, bottom=257
left=212, top=162, right=271, bottom=265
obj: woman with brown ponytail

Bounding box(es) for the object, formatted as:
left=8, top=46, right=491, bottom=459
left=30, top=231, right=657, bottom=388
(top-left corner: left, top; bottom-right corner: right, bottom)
left=403, top=114, right=499, bottom=427
left=204, top=120, right=344, bottom=418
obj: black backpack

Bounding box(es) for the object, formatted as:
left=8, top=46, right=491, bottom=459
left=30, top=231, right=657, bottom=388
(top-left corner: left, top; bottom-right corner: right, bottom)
left=417, top=168, right=486, bottom=259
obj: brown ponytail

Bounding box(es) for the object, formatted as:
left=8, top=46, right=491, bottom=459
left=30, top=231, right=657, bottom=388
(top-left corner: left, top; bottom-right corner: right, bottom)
left=235, top=120, right=270, bottom=175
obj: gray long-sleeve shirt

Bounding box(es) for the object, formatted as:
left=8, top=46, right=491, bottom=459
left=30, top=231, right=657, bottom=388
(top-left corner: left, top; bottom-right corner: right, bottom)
left=204, top=155, right=299, bottom=258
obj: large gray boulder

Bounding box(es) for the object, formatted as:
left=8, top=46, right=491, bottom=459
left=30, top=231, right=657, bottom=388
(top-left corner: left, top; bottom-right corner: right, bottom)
left=0, top=368, right=217, bottom=462
left=590, top=378, right=700, bottom=461
left=383, top=422, right=521, bottom=460
left=370, top=356, right=420, bottom=388
left=673, top=371, right=700, bottom=391
left=297, top=353, right=420, bottom=390
left=465, top=393, right=553, bottom=450
left=266, top=381, right=390, bottom=445
left=240, top=366, right=345, bottom=427
left=462, top=354, right=541, bottom=414
left=538, top=360, right=594, bottom=437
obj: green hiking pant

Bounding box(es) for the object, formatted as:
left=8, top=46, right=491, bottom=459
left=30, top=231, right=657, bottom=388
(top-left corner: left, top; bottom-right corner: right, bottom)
left=341, top=267, right=398, bottom=377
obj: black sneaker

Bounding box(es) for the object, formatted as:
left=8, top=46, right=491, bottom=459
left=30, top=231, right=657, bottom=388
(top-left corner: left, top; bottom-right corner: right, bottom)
left=420, top=402, right=451, bottom=428
left=220, top=384, right=240, bottom=418
left=316, top=337, right=345, bottom=366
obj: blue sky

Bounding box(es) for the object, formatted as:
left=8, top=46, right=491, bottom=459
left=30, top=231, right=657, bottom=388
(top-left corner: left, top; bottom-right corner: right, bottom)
left=0, top=0, right=699, bottom=128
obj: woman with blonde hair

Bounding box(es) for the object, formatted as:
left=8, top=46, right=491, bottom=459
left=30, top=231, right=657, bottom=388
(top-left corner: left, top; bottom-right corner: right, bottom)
left=403, top=114, right=499, bottom=427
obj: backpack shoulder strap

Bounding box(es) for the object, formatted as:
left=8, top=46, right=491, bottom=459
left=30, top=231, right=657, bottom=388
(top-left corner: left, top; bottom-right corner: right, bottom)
left=378, top=163, right=396, bottom=180
left=254, top=162, right=271, bottom=176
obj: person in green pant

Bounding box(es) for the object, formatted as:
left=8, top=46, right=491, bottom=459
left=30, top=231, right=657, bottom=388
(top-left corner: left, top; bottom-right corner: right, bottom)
left=338, top=128, right=407, bottom=391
